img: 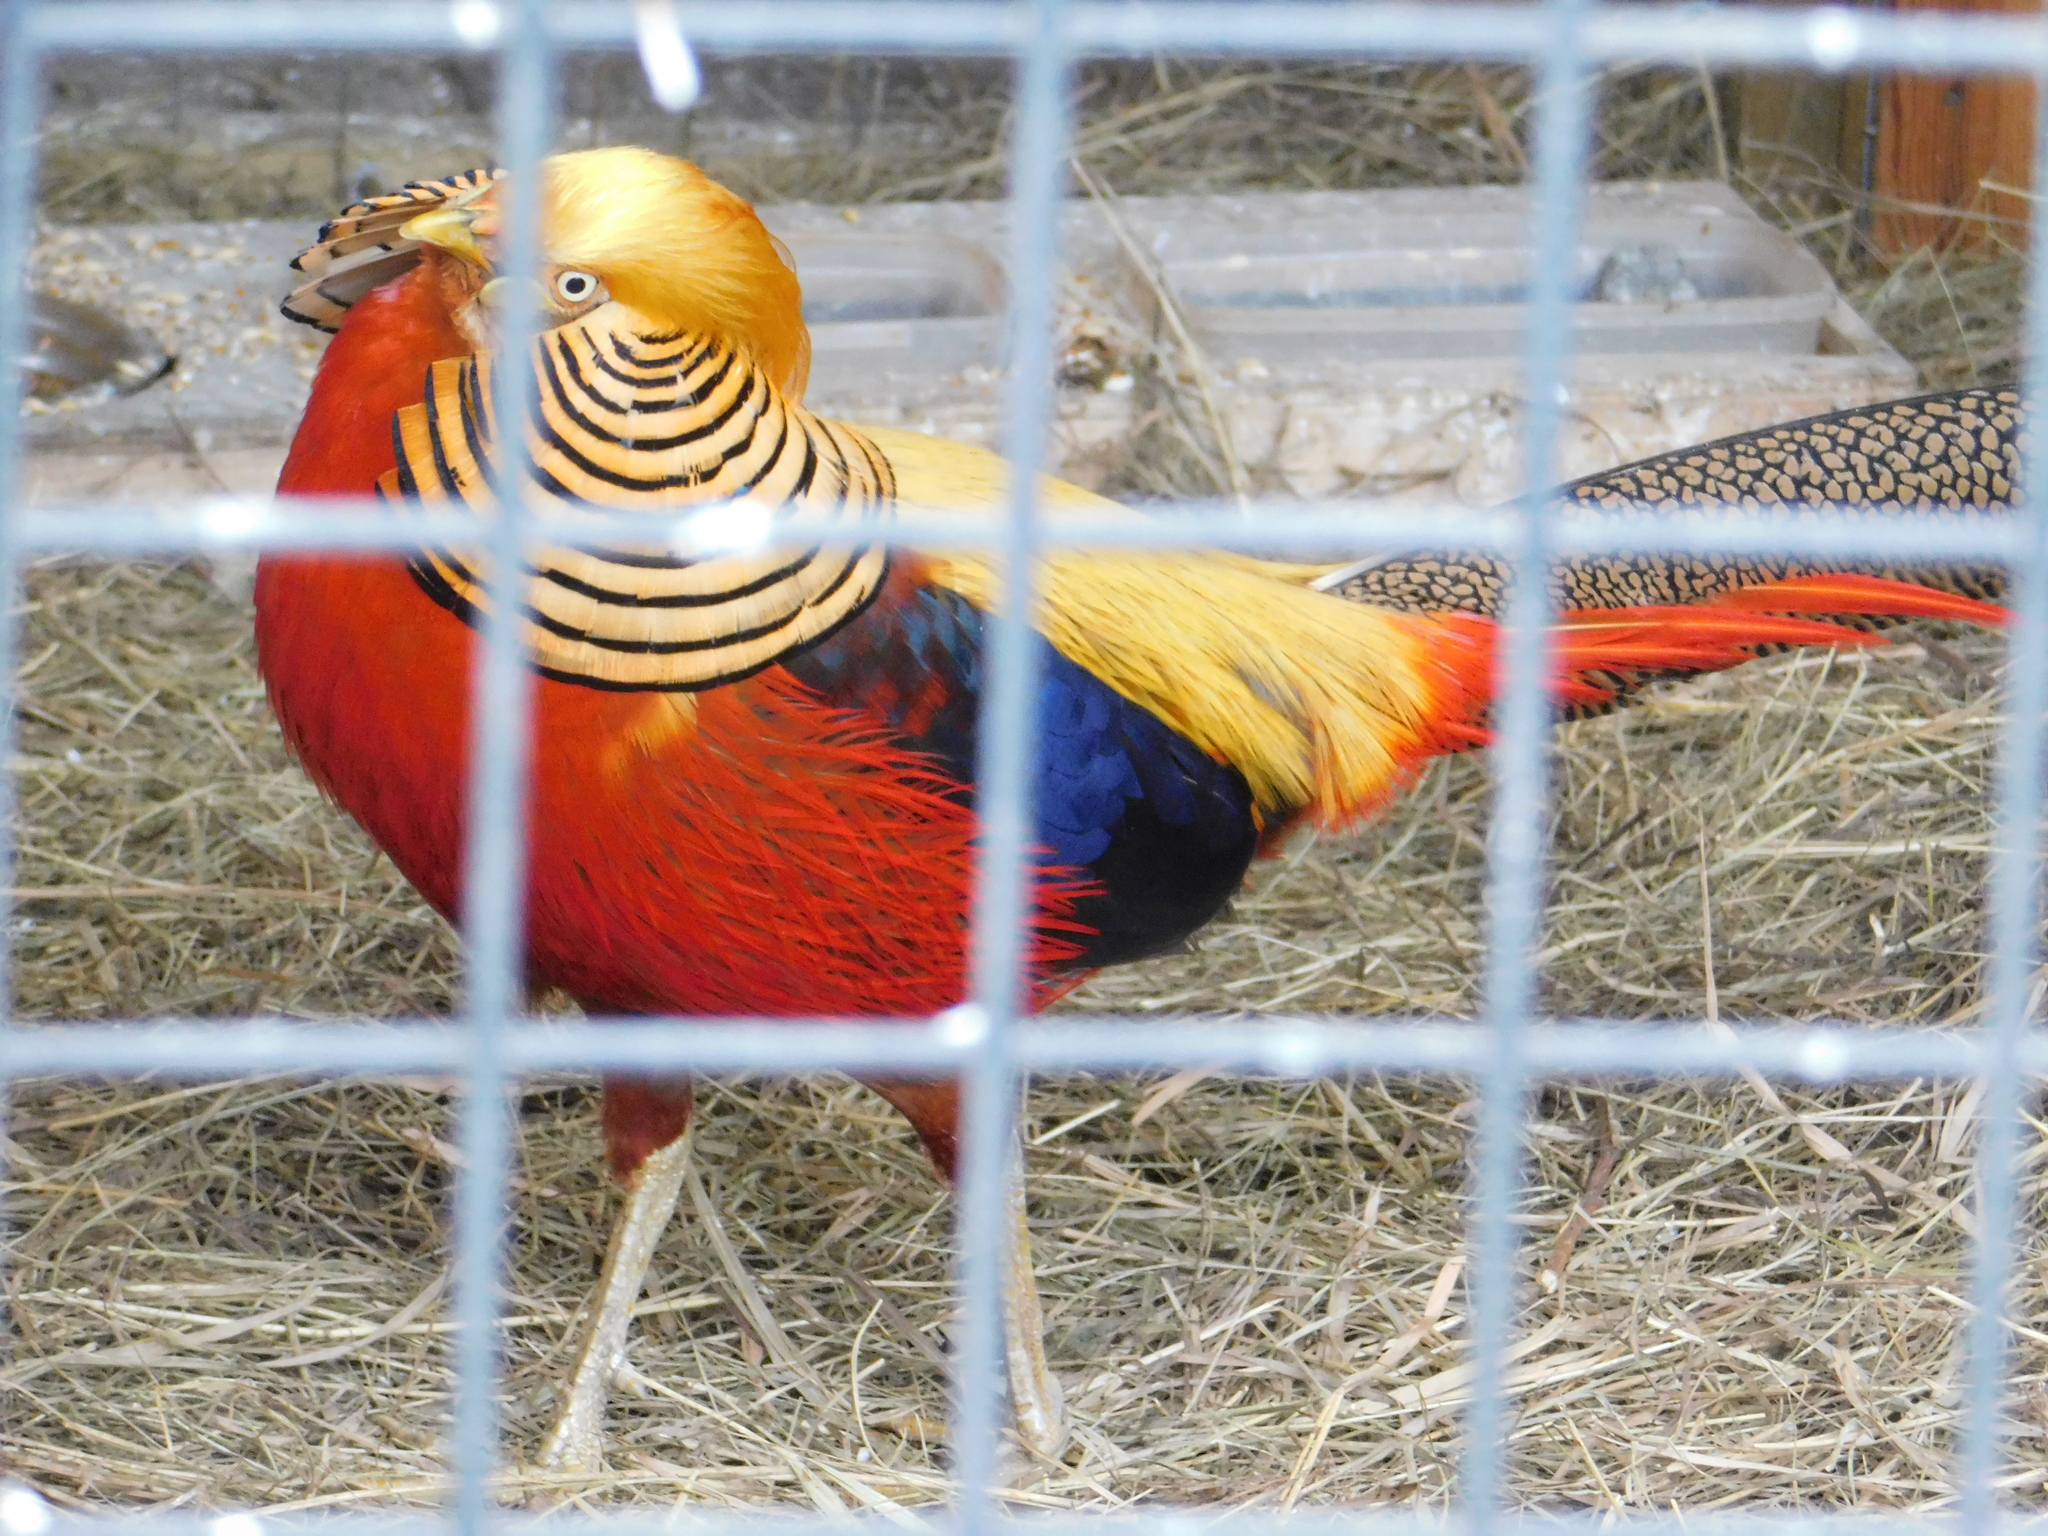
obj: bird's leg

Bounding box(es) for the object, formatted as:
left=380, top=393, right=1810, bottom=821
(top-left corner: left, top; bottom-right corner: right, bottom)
left=541, top=1130, right=690, bottom=1470
left=544, top=1081, right=696, bottom=1482
left=1002, top=1140, right=1067, bottom=1460
left=859, top=1077, right=1068, bottom=1458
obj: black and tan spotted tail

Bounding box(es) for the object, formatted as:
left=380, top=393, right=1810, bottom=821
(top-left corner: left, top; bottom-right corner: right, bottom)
left=1331, top=386, right=2020, bottom=618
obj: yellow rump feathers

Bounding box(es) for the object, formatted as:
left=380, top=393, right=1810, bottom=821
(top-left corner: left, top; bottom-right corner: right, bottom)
left=934, top=549, right=1477, bottom=823
left=865, top=426, right=1482, bottom=825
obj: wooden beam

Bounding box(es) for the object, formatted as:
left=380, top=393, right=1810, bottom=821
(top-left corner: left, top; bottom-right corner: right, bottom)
left=1872, top=0, right=2039, bottom=254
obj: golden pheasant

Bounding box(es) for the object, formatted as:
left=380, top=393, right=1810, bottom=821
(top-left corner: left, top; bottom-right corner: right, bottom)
left=260, top=145, right=2011, bottom=1466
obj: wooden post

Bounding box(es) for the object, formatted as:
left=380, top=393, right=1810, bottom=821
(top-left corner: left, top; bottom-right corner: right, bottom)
left=1871, top=0, right=2040, bottom=253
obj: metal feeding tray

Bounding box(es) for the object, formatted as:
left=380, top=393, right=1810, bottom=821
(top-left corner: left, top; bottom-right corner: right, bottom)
left=774, top=230, right=1006, bottom=396
left=1125, top=182, right=1839, bottom=364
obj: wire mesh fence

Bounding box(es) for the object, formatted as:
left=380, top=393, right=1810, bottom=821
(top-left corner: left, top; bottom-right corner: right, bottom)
left=1, top=0, right=2045, bottom=1530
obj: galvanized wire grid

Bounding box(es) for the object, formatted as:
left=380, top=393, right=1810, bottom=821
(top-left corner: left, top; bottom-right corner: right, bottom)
left=1, top=1, right=2046, bottom=1532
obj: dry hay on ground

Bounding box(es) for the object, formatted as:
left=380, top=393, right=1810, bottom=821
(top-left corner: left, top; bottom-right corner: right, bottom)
left=3, top=560, right=2040, bottom=1515
left=33, top=56, right=1721, bottom=221
left=7, top=43, right=2043, bottom=1523
left=32, top=51, right=2029, bottom=394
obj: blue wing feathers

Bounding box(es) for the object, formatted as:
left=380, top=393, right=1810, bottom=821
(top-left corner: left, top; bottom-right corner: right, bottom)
left=1039, top=671, right=1143, bottom=865
left=787, top=579, right=1259, bottom=966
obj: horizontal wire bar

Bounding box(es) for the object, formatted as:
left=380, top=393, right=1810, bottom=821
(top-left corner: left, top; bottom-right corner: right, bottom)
left=16, top=1513, right=2043, bottom=1536
left=1081, top=1, right=2048, bottom=71
left=0, top=1014, right=2026, bottom=1080
left=15, top=506, right=496, bottom=554
left=9, top=501, right=2031, bottom=563
left=21, top=0, right=1024, bottom=53
left=22, top=0, right=2048, bottom=74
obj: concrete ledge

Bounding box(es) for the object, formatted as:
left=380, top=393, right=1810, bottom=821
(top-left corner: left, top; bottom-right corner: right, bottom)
left=24, top=183, right=1919, bottom=514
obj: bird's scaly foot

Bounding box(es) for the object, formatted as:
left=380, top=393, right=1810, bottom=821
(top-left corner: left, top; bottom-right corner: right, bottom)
left=539, top=1131, right=693, bottom=1471
left=1003, top=1151, right=1068, bottom=1460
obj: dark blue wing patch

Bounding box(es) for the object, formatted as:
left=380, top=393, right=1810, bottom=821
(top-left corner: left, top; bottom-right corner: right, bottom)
left=787, top=583, right=1258, bottom=967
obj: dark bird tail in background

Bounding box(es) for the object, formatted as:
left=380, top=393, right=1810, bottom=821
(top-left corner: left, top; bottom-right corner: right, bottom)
left=1328, top=386, right=2020, bottom=714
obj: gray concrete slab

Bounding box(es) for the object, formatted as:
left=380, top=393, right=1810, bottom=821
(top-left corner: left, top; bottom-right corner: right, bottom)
left=20, top=184, right=1924, bottom=517
left=27, top=220, right=324, bottom=455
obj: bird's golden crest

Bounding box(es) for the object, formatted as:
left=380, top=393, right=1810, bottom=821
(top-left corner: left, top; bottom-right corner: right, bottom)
left=282, top=168, right=503, bottom=331
left=381, top=301, right=893, bottom=692
left=538, top=148, right=810, bottom=398
left=287, top=149, right=811, bottom=395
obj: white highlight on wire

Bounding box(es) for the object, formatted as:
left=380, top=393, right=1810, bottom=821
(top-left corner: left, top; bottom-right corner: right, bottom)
left=935, top=1003, right=989, bottom=1049
left=450, top=0, right=503, bottom=50
left=673, top=499, right=774, bottom=556
left=634, top=0, right=703, bottom=113
left=0, top=1485, right=51, bottom=1536
left=1265, top=1028, right=1320, bottom=1078
left=1806, top=7, right=1862, bottom=70
left=1800, top=1033, right=1850, bottom=1081
left=199, top=497, right=267, bottom=545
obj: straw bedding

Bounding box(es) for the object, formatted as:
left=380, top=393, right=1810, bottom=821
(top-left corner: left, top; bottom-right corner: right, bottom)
left=4, top=55, right=2041, bottom=1517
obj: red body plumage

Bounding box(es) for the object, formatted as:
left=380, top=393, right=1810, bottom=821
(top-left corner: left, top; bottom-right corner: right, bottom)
left=256, top=258, right=1045, bottom=1175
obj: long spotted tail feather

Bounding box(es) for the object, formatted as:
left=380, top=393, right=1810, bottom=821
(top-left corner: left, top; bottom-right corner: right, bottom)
left=1330, top=388, right=2020, bottom=725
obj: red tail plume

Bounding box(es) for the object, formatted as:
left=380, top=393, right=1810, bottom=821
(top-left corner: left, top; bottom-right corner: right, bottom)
left=1421, top=574, right=2007, bottom=722
left=1702, top=573, right=2007, bottom=627
left=1547, top=607, right=1881, bottom=707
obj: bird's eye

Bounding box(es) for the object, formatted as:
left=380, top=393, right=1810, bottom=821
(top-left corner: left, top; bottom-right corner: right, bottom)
left=553, top=270, right=602, bottom=305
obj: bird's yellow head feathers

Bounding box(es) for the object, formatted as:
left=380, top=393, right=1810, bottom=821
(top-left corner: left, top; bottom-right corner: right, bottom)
left=405, top=146, right=811, bottom=397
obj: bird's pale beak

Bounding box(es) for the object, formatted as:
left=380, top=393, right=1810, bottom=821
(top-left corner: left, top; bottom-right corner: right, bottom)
left=400, top=207, right=488, bottom=267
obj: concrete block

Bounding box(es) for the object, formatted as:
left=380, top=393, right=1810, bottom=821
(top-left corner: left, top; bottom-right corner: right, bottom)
left=21, top=182, right=1918, bottom=532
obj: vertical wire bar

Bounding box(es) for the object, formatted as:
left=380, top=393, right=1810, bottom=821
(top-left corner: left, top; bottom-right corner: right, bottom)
left=448, top=1, right=553, bottom=1527
left=1463, top=0, right=1593, bottom=1520
left=1957, top=55, right=2048, bottom=1534
left=955, top=0, right=1071, bottom=1520
left=0, top=0, right=35, bottom=1367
